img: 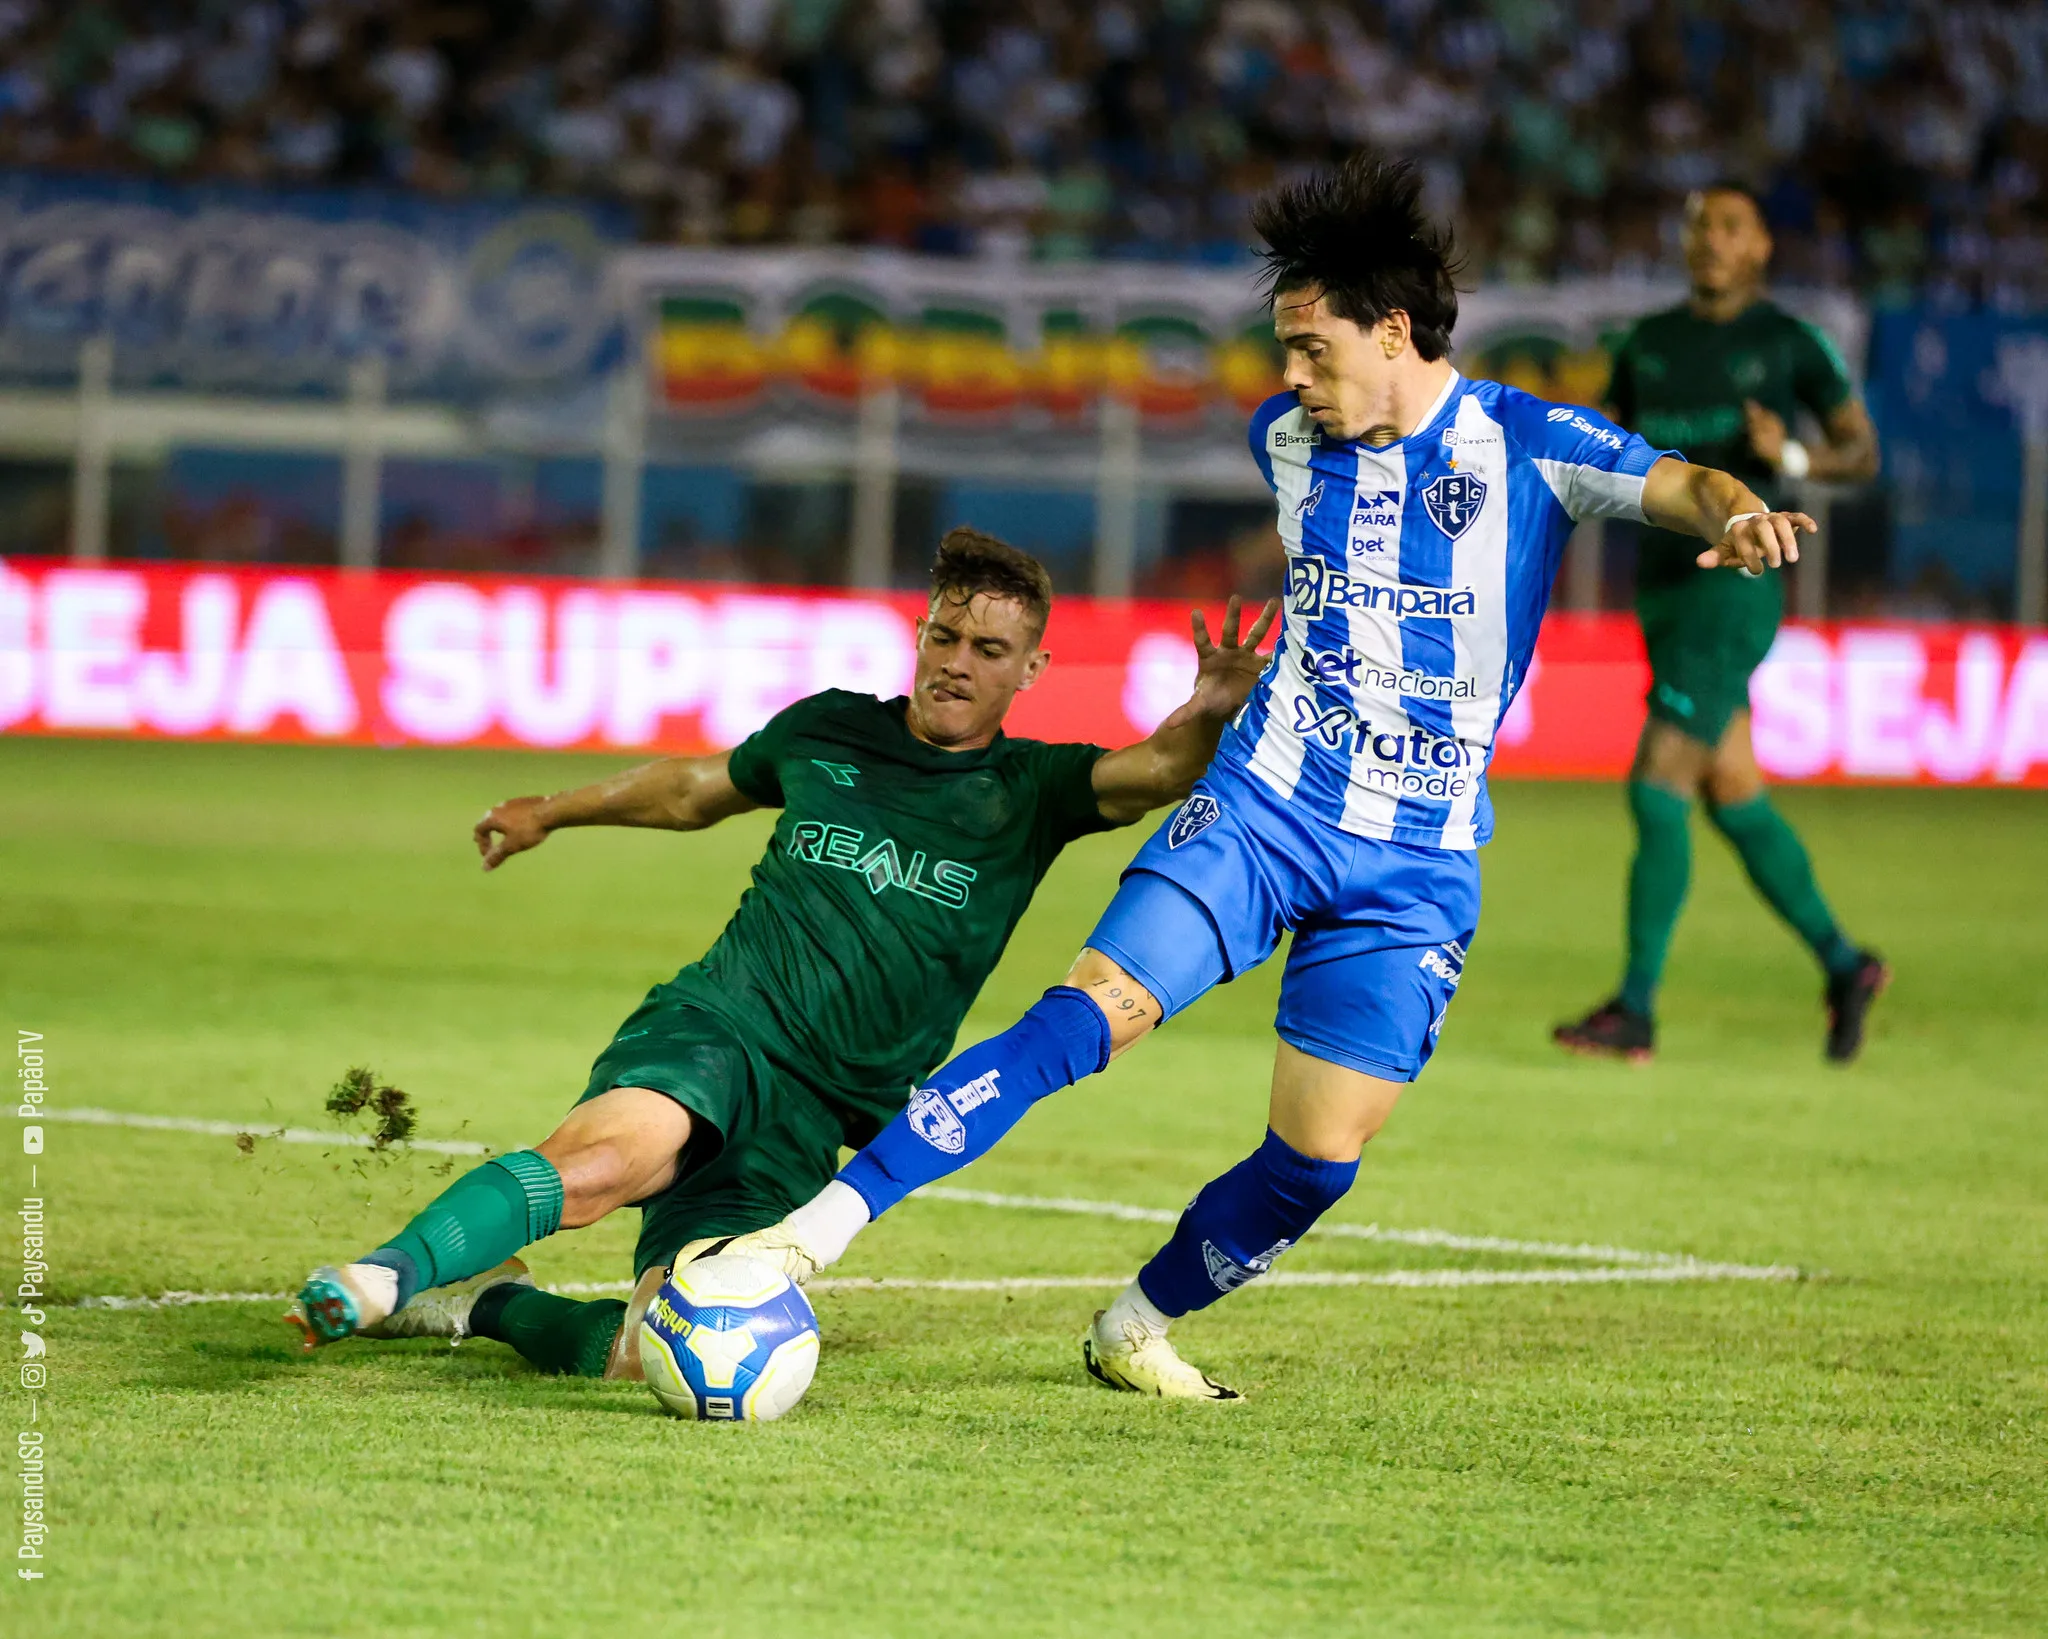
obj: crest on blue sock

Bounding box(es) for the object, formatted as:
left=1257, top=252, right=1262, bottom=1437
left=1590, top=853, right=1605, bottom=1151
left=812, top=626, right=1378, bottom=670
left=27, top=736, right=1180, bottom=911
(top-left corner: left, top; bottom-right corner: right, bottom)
left=1201, top=1236, right=1293, bottom=1293
left=905, top=1085, right=966, bottom=1153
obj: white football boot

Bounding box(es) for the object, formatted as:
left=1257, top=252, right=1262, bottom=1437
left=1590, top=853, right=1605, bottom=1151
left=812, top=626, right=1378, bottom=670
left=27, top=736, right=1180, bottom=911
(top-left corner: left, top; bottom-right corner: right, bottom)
left=672, top=1226, right=821, bottom=1287
left=358, top=1258, right=533, bottom=1344
left=1082, top=1308, right=1243, bottom=1402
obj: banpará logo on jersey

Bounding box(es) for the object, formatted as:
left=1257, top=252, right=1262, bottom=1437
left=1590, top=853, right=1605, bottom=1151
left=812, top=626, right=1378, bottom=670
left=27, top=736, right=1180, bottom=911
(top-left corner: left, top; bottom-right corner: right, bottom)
left=1441, top=428, right=1501, bottom=447
left=1299, top=646, right=1481, bottom=699
left=1293, top=480, right=1326, bottom=519
left=1287, top=557, right=1479, bottom=620
left=1274, top=426, right=1319, bottom=447
left=1167, top=792, right=1221, bottom=849
left=1421, top=471, right=1488, bottom=539
left=788, top=821, right=978, bottom=908
left=1544, top=404, right=1626, bottom=450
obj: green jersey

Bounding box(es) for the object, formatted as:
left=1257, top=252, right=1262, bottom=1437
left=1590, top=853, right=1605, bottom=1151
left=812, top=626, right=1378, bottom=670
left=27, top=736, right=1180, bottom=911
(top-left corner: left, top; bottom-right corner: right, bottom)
left=661, top=690, right=1112, bottom=1138
left=1608, top=300, right=1854, bottom=592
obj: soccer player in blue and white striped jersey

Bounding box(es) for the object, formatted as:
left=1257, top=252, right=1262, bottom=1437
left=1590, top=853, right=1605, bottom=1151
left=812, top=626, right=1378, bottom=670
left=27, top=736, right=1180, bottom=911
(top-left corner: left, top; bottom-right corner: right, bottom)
left=718, top=157, right=1818, bottom=1399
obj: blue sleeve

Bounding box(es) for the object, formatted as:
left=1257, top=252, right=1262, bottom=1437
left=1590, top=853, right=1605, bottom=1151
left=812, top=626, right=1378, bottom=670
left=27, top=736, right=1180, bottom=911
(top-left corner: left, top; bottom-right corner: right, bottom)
left=1246, top=392, right=1293, bottom=493
left=1501, top=389, right=1677, bottom=524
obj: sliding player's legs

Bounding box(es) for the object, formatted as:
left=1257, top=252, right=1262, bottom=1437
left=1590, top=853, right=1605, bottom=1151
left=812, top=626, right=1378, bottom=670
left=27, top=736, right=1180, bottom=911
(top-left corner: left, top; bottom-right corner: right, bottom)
left=289, top=994, right=742, bottom=1350
left=470, top=1078, right=849, bottom=1379
left=1087, top=838, right=1478, bottom=1400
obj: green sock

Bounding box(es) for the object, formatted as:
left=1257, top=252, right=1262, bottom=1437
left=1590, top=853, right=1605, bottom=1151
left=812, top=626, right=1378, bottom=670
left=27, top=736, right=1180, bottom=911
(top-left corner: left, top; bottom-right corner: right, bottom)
left=1709, top=795, right=1860, bottom=976
left=1619, top=781, right=1693, bottom=1017
left=470, top=1286, right=625, bottom=1377
left=362, top=1150, right=564, bottom=1307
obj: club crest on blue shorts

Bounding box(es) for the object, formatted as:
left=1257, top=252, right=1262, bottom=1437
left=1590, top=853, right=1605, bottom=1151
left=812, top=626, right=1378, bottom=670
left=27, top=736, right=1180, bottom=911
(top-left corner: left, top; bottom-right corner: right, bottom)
left=1167, top=793, right=1221, bottom=849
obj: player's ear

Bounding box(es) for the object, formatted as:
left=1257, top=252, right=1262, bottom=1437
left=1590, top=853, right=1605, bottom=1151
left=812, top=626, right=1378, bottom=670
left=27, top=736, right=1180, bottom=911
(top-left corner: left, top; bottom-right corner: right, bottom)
left=1018, top=645, right=1050, bottom=691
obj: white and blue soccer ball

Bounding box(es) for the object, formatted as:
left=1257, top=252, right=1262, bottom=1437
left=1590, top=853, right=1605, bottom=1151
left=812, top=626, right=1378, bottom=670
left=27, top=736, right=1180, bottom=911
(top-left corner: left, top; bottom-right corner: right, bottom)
left=638, top=1254, right=820, bottom=1422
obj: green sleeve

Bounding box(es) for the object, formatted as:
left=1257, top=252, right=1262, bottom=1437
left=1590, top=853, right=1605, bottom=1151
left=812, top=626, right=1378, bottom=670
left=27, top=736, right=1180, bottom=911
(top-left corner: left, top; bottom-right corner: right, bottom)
left=1032, top=741, right=1115, bottom=847
left=725, top=697, right=818, bottom=808
left=1791, top=319, right=1855, bottom=419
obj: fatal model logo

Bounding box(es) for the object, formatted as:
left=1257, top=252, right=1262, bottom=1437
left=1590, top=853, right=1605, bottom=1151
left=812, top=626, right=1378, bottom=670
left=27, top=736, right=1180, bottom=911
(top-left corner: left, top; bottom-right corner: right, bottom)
left=1421, top=472, right=1488, bottom=539
left=1287, top=557, right=1479, bottom=620
left=1167, top=792, right=1221, bottom=849
left=1293, top=480, right=1326, bottom=519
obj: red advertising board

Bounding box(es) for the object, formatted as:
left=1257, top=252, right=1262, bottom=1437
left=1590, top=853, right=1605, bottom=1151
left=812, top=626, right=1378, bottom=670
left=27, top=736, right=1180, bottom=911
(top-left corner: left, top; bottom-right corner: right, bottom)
left=3, top=557, right=2045, bottom=787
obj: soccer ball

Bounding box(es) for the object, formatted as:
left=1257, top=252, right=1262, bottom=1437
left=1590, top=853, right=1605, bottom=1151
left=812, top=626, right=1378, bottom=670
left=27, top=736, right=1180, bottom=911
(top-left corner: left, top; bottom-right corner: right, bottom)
left=637, top=1254, right=820, bottom=1422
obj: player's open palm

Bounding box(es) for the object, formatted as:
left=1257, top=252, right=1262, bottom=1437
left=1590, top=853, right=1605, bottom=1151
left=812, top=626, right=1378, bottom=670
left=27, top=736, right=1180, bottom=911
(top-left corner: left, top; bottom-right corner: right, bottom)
left=1159, top=594, right=1280, bottom=731
left=475, top=795, right=550, bottom=870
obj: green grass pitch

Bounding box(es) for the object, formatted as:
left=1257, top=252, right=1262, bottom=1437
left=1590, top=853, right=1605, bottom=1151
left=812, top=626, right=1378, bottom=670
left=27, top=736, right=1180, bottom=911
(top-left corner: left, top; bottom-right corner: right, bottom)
left=3, top=737, right=2045, bottom=1637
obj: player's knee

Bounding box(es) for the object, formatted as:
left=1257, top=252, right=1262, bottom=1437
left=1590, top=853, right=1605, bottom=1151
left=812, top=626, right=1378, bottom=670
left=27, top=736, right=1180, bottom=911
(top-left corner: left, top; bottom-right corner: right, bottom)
left=1066, top=949, right=1163, bottom=1052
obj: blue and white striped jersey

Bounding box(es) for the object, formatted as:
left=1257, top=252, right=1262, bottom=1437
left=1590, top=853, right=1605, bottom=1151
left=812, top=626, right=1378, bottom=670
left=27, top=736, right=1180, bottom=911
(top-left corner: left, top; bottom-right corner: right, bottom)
left=1222, top=373, right=1672, bottom=850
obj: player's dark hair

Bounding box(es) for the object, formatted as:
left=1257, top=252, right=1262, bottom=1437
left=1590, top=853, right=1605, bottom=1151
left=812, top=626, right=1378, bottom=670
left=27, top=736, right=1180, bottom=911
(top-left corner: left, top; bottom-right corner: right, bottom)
left=1252, top=154, right=1461, bottom=361
left=929, top=526, right=1054, bottom=636
left=1694, top=179, right=1771, bottom=226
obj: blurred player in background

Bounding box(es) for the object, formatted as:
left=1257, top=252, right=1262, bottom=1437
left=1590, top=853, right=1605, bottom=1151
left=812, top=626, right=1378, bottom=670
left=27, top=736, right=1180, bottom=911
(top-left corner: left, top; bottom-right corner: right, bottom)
left=285, top=529, right=1274, bottom=1377
left=717, top=157, right=1823, bottom=1400
left=1553, top=183, right=1888, bottom=1066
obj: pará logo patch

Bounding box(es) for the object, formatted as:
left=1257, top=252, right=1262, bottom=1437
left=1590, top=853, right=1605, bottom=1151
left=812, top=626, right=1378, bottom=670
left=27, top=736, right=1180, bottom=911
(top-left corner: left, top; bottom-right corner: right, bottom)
left=1167, top=793, right=1220, bottom=849
left=1422, top=472, right=1487, bottom=539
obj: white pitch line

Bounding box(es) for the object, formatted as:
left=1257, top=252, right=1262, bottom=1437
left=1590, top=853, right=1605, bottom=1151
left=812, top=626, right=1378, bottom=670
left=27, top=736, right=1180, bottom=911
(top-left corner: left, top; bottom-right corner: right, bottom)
left=914, top=1186, right=1713, bottom=1268
left=48, top=1106, right=1801, bottom=1286
left=74, top=1259, right=1799, bottom=1311
left=43, top=1106, right=492, bottom=1157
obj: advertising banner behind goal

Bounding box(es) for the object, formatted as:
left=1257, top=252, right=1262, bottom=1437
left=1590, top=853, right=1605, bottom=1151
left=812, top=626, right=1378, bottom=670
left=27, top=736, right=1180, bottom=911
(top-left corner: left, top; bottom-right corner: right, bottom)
left=2, top=558, right=2044, bottom=788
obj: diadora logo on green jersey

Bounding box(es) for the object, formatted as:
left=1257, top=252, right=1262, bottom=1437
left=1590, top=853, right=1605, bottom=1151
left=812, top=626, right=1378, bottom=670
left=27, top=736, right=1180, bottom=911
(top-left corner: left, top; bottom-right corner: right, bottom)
left=810, top=760, right=861, bottom=785
left=787, top=822, right=978, bottom=908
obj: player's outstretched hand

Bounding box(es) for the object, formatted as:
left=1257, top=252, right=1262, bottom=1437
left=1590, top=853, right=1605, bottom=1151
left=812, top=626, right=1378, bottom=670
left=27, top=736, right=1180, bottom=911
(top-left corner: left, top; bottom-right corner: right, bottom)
left=474, top=796, right=550, bottom=871
left=1695, top=510, right=1816, bottom=576
left=1158, top=594, right=1280, bottom=731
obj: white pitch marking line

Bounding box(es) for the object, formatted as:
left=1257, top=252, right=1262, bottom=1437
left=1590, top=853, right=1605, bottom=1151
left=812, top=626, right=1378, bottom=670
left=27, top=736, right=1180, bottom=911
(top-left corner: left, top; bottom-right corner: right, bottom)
left=48, top=1106, right=1802, bottom=1288
left=74, top=1260, right=1800, bottom=1311
left=43, top=1106, right=492, bottom=1157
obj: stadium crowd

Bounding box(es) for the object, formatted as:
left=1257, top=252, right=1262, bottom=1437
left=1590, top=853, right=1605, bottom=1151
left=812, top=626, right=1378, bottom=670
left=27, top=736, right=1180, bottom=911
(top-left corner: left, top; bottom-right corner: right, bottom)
left=0, top=0, right=2042, bottom=305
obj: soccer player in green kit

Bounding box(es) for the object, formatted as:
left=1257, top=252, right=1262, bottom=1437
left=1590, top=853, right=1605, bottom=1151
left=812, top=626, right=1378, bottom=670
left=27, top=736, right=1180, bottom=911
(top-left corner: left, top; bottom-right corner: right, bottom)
left=286, top=528, right=1276, bottom=1375
left=1554, top=183, right=1889, bottom=1065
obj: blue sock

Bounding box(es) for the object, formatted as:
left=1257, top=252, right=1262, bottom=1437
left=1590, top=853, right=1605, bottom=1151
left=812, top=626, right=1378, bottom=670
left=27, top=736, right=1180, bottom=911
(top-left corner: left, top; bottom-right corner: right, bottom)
left=1137, top=1130, right=1358, bottom=1317
left=837, top=986, right=1112, bottom=1218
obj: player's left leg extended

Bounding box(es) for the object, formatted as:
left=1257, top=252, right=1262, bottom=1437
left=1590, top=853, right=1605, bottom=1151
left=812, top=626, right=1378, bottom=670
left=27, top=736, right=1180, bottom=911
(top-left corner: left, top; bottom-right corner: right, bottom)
left=286, top=1087, right=690, bottom=1351
left=1704, top=711, right=1889, bottom=1061
left=1088, top=841, right=1477, bottom=1400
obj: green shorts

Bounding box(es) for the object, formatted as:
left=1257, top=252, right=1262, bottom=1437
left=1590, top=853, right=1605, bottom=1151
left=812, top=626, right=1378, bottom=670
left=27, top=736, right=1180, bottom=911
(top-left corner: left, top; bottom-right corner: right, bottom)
left=577, top=990, right=848, bottom=1278
left=1636, top=570, right=1784, bottom=748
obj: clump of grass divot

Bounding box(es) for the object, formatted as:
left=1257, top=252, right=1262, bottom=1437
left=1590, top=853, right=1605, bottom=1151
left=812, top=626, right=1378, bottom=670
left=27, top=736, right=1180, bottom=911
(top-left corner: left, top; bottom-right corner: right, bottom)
left=324, top=1066, right=419, bottom=1151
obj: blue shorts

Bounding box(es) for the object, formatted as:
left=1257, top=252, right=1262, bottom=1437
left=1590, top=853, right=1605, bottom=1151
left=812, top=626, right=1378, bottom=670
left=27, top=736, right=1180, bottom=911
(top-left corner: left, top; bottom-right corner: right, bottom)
left=1087, top=763, right=1480, bottom=1083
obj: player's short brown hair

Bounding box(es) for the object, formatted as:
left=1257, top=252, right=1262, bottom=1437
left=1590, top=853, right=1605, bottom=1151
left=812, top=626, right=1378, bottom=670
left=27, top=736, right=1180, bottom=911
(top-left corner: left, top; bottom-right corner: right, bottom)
left=928, top=526, right=1054, bottom=637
